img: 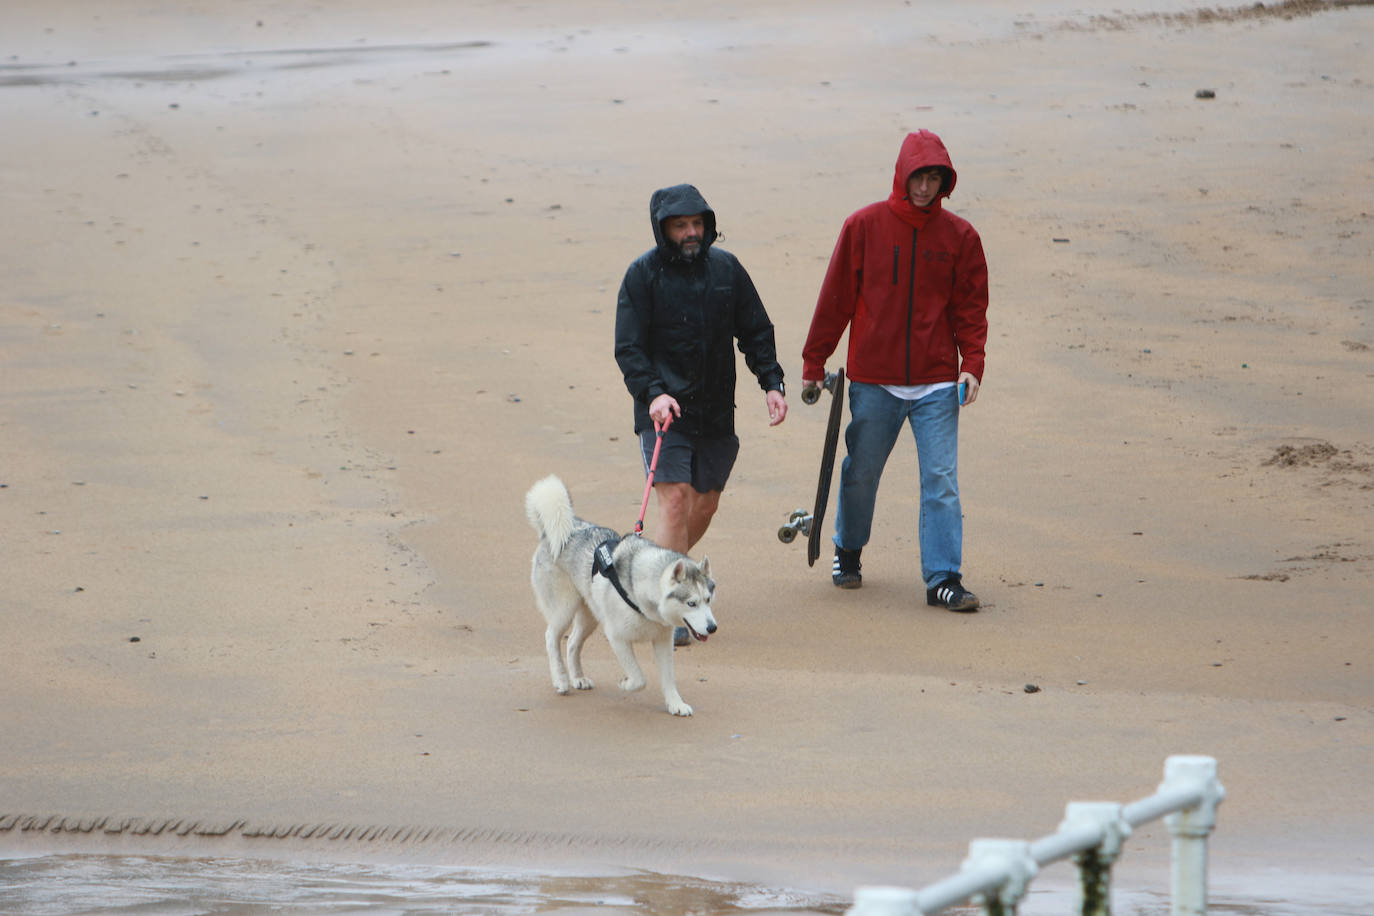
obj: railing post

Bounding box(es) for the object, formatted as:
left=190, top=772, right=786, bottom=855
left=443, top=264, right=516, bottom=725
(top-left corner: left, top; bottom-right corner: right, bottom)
left=961, top=839, right=1038, bottom=916
left=1059, top=802, right=1131, bottom=916
left=1160, top=756, right=1225, bottom=916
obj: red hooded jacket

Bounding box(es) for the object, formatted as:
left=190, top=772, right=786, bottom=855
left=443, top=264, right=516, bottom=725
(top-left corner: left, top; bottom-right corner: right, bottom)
left=802, top=130, right=988, bottom=385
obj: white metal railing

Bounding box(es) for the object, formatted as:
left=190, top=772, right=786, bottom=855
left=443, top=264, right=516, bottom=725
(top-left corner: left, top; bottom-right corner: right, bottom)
left=849, top=755, right=1226, bottom=916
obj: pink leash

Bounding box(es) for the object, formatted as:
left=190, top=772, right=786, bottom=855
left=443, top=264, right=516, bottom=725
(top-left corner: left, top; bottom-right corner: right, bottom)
left=634, top=414, right=672, bottom=535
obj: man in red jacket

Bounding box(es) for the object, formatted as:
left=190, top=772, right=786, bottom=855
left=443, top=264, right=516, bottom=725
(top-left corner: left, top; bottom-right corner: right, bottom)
left=801, top=130, right=988, bottom=611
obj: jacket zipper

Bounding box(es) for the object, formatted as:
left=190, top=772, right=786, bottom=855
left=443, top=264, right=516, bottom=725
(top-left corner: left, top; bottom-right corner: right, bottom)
left=905, top=228, right=918, bottom=385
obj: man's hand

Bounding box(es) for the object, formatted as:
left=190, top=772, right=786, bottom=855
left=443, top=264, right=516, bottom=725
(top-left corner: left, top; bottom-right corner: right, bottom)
left=958, top=371, right=980, bottom=406
left=648, top=393, right=681, bottom=426
left=766, top=389, right=788, bottom=427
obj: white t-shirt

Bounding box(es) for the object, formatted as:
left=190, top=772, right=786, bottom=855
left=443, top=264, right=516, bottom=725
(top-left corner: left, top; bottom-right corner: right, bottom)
left=882, top=381, right=956, bottom=401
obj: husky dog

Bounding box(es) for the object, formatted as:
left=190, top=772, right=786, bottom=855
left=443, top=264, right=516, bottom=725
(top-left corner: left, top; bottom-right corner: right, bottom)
left=524, top=474, right=717, bottom=716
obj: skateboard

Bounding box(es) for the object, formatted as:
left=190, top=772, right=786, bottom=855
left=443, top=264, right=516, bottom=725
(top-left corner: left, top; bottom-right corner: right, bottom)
left=776, top=368, right=845, bottom=566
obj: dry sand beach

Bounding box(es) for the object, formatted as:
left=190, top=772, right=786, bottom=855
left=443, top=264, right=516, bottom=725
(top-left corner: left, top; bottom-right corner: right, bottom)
left=3, top=0, right=1373, bottom=911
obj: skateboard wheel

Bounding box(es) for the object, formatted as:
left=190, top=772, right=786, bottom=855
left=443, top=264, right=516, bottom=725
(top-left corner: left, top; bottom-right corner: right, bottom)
left=778, top=526, right=797, bottom=543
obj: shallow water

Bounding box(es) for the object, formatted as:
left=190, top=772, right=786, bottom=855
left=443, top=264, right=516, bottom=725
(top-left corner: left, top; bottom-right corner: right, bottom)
left=0, top=855, right=848, bottom=916
left=3, top=854, right=1371, bottom=916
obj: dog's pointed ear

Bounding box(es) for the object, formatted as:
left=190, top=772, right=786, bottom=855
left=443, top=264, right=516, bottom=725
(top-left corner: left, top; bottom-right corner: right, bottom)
left=670, top=559, right=687, bottom=582
left=699, top=556, right=711, bottom=578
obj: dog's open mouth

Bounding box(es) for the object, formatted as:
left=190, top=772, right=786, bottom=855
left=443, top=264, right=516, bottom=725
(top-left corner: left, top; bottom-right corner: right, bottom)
left=684, top=621, right=709, bottom=643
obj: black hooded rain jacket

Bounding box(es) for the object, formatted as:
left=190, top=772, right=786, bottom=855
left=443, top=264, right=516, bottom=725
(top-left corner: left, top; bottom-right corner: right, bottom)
left=614, top=184, right=784, bottom=438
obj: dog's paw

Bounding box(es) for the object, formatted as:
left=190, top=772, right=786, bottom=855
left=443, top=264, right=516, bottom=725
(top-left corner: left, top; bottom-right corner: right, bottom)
left=554, top=681, right=571, bottom=695
left=572, top=677, right=594, bottom=690
left=667, top=701, right=694, bottom=717
left=618, top=677, right=646, bottom=693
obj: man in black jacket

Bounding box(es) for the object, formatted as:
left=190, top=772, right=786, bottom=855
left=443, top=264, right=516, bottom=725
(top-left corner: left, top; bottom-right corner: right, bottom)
left=615, top=184, right=787, bottom=598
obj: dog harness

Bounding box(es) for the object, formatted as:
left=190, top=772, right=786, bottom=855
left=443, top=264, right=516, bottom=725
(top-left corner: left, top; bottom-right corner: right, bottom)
left=593, top=537, right=642, bottom=614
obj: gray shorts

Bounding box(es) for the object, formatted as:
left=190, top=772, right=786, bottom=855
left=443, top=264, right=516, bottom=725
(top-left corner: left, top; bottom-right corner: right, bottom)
left=638, top=427, right=740, bottom=494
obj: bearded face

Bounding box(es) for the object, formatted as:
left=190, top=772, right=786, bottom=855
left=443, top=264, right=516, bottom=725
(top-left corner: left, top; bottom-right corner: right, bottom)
left=662, top=213, right=706, bottom=262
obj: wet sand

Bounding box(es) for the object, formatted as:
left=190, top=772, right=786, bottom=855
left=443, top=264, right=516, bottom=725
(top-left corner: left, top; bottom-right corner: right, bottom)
left=3, top=0, right=1372, bottom=905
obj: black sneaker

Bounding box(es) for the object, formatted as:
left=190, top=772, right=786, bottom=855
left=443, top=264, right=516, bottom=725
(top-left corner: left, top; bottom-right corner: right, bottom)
left=927, top=577, right=980, bottom=612
left=832, top=546, right=862, bottom=589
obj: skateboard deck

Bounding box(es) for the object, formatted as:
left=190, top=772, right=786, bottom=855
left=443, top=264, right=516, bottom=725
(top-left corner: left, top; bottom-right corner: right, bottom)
left=776, top=369, right=845, bottom=567
left=807, top=368, right=845, bottom=565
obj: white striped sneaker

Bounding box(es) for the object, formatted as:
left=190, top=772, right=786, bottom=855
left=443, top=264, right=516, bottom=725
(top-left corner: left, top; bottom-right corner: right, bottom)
left=926, top=577, right=979, bottom=612
left=832, top=546, right=862, bottom=589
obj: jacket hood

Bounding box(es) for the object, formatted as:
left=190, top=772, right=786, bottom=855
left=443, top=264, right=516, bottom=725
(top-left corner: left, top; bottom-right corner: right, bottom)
left=887, top=130, right=957, bottom=226
left=650, top=183, right=718, bottom=261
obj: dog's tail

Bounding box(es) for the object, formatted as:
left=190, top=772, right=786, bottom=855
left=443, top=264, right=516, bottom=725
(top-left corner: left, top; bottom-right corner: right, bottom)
left=524, top=474, right=578, bottom=560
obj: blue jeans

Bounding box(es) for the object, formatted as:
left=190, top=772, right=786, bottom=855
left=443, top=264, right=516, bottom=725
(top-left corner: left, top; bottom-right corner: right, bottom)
left=833, top=381, right=962, bottom=588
